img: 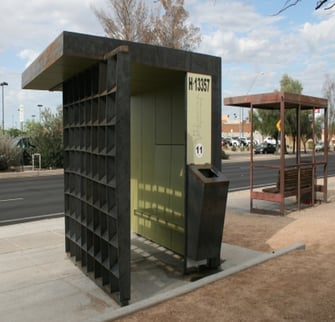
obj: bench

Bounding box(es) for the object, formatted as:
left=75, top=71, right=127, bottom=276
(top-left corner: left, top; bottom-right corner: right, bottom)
left=262, top=167, right=314, bottom=199
left=250, top=166, right=326, bottom=215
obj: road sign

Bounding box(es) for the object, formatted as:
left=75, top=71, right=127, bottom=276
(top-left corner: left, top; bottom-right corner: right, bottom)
left=276, top=119, right=281, bottom=132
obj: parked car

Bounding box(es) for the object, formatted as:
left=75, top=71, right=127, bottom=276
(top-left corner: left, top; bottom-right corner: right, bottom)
left=240, top=137, right=251, bottom=146
left=254, top=143, right=276, bottom=154
left=221, top=137, right=231, bottom=147
left=230, top=137, right=240, bottom=147
left=224, top=137, right=239, bottom=147
left=315, top=142, right=326, bottom=152
left=263, top=137, right=276, bottom=145
left=253, top=138, right=260, bottom=146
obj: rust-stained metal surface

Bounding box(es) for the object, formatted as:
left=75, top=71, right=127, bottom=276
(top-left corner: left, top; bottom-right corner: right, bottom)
left=22, top=31, right=221, bottom=92
left=224, top=91, right=328, bottom=215
left=224, top=92, right=328, bottom=110
left=22, top=32, right=112, bottom=91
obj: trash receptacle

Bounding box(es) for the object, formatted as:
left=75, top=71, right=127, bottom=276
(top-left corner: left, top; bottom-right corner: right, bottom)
left=187, top=164, right=229, bottom=268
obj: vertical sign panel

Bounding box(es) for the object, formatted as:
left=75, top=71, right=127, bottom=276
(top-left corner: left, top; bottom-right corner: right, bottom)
left=187, top=72, right=212, bottom=165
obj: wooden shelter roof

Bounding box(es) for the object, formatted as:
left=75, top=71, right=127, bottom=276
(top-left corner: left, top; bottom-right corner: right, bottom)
left=224, top=91, right=328, bottom=110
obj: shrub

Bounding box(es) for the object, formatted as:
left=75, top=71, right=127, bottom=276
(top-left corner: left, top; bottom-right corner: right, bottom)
left=0, top=135, right=21, bottom=171
left=221, top=149, right=229, bottom=159
left=24, top=107, right=63, bottom=169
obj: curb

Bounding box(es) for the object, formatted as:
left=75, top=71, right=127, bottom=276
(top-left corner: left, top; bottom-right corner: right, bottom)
left=0, top=169, right=64, bottom=179
left=90, top=242, right=305, bottom=322
left=0, top=212, right=64, bottom=226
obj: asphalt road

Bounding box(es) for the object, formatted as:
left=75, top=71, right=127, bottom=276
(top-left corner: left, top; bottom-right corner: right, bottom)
left=223, top=152, right=335, bottom=191
left=0, top=152, right=333, bottom=223
left=0, top=175, right=64, bottom=225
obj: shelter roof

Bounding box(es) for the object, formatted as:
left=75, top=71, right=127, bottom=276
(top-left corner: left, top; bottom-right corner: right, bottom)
left=224, top=92, right=328, bottom=110
left=22, top=31, right=221, bottom=92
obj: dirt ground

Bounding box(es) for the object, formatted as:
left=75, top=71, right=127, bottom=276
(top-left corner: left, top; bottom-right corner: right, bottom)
left=116, top=192, right=335, bottom=322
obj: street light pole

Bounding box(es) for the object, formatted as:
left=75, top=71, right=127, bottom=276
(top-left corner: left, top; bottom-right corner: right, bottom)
left=1, top=82, right=8, bottom=135
left=37, top=104, right=43, bottom=122
left=241, top=72, right=264, bottom=137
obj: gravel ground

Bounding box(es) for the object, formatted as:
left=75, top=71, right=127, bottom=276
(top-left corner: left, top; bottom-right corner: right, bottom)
left=115, top=188, right=335, bottom=322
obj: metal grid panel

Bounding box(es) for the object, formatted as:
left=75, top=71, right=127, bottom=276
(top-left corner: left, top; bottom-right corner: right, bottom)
left=63, top=49, right=130, bottom=306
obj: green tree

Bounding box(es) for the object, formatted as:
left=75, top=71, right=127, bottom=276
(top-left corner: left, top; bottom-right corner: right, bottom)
left=252, top=108, right=280, bottom=144
left=280, top=73, right=303, bottom=94
left=280, top=73, right=303, bottom=153
left=25, top=106, right=63, bottom=169
left=93, top=0, right=201, bottom=50
left=253, top=74, right=305, bottom=152
left=7, top=128, right=21, bottom=137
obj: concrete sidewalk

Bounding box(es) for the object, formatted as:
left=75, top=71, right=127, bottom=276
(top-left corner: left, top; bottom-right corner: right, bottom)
left=0, top=219, right=304, bottom=322
left=0, top=176, right=334, bottom=321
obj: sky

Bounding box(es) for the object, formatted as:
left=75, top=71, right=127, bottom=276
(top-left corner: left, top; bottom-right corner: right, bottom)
left=1, top=0, right=335, bottom=130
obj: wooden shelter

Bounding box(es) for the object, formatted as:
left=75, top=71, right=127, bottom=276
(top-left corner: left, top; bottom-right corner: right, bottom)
left=224, top=92, right=328, bottom=215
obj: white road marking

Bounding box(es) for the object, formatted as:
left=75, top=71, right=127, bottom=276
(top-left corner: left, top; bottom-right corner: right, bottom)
left=0, top=198, right=24, bottom=203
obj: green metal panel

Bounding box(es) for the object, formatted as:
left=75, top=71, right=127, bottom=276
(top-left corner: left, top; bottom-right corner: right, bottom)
left=130, top=97, right=141, bottom=233
left=170, top=146, right=184, bottom=221
left=154, top=145, right=171, bottom=213
left=131, top=81, right=185, bottom=255
left=141, top=95, right=156, bottom=210
left=155, top=91, right=172, bottom=144
left=171, top=94, right=185, bottom=145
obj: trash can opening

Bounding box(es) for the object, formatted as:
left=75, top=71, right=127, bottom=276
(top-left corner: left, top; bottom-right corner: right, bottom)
left=199, top=168, right=218, bottom=178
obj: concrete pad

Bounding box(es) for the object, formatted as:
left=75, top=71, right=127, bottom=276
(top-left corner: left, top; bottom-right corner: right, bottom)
left=91, top=242, right=304, bottom=322
left=0, top=238, right=21, bottom=254
left=4, top=231, right=64, bottom=250
left=0, top=217, right=303, bottom=322
left=221, top=243, right=266, bottom=269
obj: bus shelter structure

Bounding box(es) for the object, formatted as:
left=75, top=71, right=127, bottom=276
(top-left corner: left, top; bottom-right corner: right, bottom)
left=22, top=31, right=229, bottom=305
left=224, top=92, right=328, bottom=215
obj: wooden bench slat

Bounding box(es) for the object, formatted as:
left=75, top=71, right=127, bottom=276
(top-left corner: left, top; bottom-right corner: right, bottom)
left=262, top=167, right=314, bottom=198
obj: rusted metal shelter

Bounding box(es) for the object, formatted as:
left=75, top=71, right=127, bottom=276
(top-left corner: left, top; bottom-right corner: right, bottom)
left=22, top=31, right=229, bottom=305
left=224, top=92, right=328, bottom=215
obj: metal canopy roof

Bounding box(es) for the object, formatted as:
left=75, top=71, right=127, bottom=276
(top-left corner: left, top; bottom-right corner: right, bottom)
left=22, top=31, right=220, bottom=92
left=22, top=32, right=116, bottom=91
left=224, top=91, right=328, bottom=110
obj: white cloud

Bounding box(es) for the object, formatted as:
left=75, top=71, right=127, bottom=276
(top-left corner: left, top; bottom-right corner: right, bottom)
left=301, top=11, right=335, bottom=53
left=0, top=0, right=106, bottom=128
left=1, top=0, right=335, bottom=129
left=0, top=0, right=105, bottom=53
left=18, top=49, right=39, bottom=68
left=187, top=1, right=335, bottom=99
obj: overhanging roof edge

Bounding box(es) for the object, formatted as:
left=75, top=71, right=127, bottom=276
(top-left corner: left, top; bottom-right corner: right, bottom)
left=224, top=91, right=328, bottom=109
left=22, top=31, right=222, bottom=92
left=22, top=32, right=65, bottom=90
left=22, top=31, right=107, bottom=91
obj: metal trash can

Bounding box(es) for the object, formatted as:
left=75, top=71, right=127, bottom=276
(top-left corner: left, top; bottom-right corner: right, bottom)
left=187, top=164, right=229, bottom=268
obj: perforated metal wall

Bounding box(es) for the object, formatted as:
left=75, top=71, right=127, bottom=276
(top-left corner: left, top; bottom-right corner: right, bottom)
left=63, top=48, right=131, bottom=305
